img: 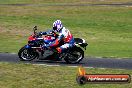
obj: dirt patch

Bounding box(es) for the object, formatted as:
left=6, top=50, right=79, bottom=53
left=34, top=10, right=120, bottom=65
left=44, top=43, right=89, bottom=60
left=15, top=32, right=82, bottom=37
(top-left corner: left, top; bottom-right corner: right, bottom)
left=0, top=26, right=31, bottom=36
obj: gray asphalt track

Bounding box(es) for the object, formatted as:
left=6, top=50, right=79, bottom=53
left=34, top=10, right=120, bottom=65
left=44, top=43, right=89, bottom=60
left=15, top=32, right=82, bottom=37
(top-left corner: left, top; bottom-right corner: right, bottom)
left=0, top=3, right=132, bottom=7
left=0, top=53, right=132, bottom=70
left=0, top=2, right=132, bottom=70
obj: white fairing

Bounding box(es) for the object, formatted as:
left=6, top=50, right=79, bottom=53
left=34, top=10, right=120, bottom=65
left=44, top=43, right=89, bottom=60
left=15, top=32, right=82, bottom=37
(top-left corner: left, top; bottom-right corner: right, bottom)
left=37, top=38, right=43, bottom=39
left=82, top=39, right=86, bottom=43
left=75, top=38, right=86, bottom=45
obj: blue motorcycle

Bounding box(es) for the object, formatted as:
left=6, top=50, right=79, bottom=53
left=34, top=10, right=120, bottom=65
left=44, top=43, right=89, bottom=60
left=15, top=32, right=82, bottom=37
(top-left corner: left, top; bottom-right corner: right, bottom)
left=18, top=26, right=88, bottom=64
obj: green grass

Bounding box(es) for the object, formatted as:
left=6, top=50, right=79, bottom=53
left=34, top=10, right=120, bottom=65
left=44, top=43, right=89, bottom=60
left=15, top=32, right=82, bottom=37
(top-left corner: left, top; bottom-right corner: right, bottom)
left=0, top=5, right=132, bottom=58
left=0, top=62, right=132, bottom=88
left=0, top=0, right=132, bottom=4
left=0, top=1, right=132, bottom=88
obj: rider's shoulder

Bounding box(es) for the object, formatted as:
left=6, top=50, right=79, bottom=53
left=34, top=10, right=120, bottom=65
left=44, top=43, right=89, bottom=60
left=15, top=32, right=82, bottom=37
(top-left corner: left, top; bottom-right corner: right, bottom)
left=62, top=27, right=66, bottom=30
left=61, top=27, right=67, bottom=32
left=62, top=27, right=69, bottom=31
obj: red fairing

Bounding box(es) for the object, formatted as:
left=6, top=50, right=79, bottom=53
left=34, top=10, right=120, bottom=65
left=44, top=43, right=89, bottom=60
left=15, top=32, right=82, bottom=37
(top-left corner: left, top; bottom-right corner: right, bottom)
left=28, top=35, right=36, bottom=41
left=44, top=36, right=52, bottom=40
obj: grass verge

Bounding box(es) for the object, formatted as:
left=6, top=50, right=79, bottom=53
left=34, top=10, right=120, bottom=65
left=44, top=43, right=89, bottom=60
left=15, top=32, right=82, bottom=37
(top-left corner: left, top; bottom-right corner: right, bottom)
left=0, top=0, right=132, bottom=4
left=0, top=1, right=132, bottom=58
left=0, top=62, right=132, bottom=88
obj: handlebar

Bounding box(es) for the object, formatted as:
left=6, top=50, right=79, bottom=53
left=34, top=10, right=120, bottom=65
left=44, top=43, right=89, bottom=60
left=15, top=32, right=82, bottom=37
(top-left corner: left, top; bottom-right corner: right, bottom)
left=32, top=26, right=58, bottom=38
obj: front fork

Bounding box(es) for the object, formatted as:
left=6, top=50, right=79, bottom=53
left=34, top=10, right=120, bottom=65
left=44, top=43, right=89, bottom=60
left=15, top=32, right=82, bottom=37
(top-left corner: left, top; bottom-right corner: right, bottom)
left=25, top=44, right=43, bottom=57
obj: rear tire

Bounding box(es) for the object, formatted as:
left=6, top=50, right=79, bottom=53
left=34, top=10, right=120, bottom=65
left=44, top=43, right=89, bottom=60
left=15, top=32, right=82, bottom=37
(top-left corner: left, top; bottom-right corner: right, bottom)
left=18, top=46, right=39, bottom=61
left=64, top=47, right=84, bottom=64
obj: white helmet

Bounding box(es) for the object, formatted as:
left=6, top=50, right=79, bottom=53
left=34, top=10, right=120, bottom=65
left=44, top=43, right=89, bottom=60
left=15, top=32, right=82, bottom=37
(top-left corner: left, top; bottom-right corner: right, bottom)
left=53, top=20, right=63, bottom=32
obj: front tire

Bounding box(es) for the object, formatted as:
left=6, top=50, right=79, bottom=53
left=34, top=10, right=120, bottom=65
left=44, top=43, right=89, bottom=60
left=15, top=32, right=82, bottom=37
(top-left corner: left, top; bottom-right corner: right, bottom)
left=64, top=47, right=84, bottom=64
left=18, top=46, right=39, bottom=61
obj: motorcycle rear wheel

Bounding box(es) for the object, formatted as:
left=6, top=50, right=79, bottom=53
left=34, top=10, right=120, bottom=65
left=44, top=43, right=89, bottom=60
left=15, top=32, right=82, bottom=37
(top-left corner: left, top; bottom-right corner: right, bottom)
left=64, top=47, right=84, bottom=64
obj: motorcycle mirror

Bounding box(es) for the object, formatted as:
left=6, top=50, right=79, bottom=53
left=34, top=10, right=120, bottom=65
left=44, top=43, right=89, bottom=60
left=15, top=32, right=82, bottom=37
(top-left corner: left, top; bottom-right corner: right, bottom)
left=33, top=26, right=37, bottom=30
left=33, top=26, right=37, bottom=34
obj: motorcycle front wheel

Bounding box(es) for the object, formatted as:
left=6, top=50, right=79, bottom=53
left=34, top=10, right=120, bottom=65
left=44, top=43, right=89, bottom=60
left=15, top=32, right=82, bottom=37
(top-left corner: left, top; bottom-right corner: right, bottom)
left=18, top=46, right=39, bottom=61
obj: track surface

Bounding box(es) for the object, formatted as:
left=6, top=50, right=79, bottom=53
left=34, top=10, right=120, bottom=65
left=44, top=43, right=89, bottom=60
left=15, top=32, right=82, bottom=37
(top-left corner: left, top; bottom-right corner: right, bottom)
left=0, top=3, right=132, bottom=7
left=0, top=53, right=132, bottom=70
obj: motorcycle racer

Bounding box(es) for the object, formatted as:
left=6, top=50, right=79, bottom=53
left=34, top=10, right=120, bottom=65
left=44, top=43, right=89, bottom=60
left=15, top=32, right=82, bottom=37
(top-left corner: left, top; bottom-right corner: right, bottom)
left=18, top=22, right=87, bottom=63
left=40, top=20, right=75, bottom=54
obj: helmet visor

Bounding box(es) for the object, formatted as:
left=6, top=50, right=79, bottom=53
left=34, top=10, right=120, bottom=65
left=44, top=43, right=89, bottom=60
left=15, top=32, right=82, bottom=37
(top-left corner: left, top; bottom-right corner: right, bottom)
left=53, top=26, right=57, bottom=31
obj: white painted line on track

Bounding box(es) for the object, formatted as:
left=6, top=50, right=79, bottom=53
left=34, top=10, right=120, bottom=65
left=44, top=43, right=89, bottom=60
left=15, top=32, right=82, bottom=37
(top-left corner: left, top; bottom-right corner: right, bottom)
left=32, top=63, right=127, bottom=70
left=67, top=66, right=79, bottom=68
left=32, top=63, right=96, bottom=69
left=33, top=63, right=61, bottom=67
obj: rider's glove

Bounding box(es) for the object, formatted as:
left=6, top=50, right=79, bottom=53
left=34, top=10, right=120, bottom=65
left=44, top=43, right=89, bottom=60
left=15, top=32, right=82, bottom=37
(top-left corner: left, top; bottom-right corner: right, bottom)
left=38, top=32, right=43, bottom=35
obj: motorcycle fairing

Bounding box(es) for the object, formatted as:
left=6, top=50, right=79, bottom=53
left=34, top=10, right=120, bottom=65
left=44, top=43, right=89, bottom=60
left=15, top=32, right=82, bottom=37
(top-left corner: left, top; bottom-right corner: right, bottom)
left=74, top=38, right=88, bottom=50
left=25, top=45, right=31, bottom=49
